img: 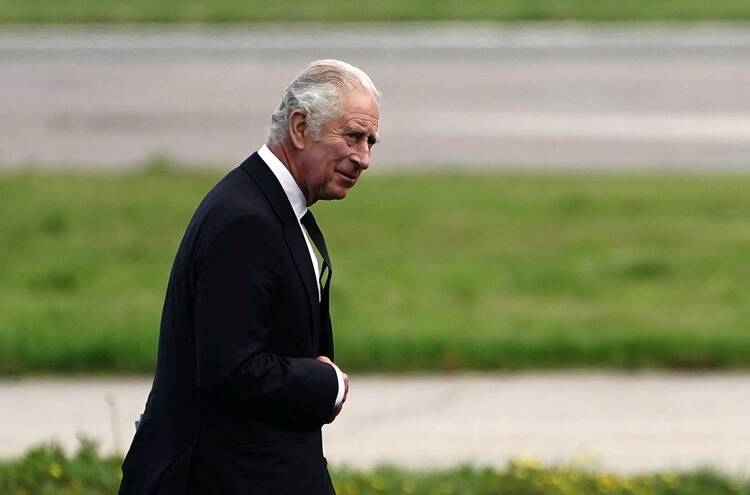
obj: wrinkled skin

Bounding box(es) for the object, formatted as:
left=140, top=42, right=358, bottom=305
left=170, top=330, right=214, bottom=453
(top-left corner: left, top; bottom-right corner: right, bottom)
left=270, top=88, right=380, bottom=206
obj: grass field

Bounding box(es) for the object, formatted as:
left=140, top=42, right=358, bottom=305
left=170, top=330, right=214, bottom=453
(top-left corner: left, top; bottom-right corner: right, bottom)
left=1, top=0, right=750, bottom=23
left=2, top=441, right=746, bottom=495
left=2, top=165, right=750, bottom=374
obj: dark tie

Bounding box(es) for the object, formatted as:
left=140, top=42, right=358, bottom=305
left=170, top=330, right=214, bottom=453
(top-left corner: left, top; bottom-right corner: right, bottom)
left=301, top=210, right=332, bottom=290
left=301, top=210, right=334, bottom=357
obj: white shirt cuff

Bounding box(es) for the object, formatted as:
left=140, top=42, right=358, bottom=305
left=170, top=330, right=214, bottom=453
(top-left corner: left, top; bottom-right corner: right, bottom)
left=329, top=362, right=345, bottom=408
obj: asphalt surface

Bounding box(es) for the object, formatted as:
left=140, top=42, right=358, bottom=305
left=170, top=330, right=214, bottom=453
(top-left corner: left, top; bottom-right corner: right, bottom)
left=1, top=373, right=749, bottom=474
left=2, top=24, right=750, bottom=170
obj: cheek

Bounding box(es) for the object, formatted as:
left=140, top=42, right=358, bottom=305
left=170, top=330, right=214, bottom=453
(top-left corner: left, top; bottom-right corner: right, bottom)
left=310, top=162, right=336, bottom=189
left=308, top=145, right=350, bottom=188
left=325, top=152, right=346, bottom=174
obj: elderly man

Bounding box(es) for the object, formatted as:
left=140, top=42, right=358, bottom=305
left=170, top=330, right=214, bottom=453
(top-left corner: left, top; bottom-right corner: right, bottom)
left=118, top=59, right=380, bottom=495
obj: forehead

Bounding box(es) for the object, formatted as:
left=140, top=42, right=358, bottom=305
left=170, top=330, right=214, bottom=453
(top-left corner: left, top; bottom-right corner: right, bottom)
left=339, top=89, right=380, bottom=130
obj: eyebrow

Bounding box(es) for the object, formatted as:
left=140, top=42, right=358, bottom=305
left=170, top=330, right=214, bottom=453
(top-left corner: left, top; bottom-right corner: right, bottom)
left=348, top=125, right=380, bottom=144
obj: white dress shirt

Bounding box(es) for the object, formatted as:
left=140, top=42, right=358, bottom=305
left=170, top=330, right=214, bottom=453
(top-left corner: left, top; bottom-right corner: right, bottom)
left=258, top=145, right=345, bottom=409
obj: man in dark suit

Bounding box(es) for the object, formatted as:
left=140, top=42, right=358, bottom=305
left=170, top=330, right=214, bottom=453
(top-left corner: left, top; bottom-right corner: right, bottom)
left=118, top=59, right=380, bottom=495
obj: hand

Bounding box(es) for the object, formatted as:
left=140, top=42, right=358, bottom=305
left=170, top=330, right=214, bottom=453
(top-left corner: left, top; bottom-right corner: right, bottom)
left=316, top=355, right=349, bottom=422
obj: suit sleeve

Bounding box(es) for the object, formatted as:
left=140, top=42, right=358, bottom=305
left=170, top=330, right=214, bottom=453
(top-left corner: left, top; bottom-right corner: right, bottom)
left=193, top=214, right=337, bottom=425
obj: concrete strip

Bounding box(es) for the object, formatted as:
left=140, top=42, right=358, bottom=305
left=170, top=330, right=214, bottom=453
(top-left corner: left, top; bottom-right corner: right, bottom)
left=2, top=24, right=750, bottom=53
left=1, top=373, right=748, bottom=474
left=1, top=25, right=749, bottom=169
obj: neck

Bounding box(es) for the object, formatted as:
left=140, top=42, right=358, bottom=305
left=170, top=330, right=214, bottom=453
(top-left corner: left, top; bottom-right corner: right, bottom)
left=267, top=142, right=313, bottom=206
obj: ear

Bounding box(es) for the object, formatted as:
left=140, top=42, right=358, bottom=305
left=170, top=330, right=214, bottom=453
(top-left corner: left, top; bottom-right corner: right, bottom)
left=288, top=110, right=308, bottom=151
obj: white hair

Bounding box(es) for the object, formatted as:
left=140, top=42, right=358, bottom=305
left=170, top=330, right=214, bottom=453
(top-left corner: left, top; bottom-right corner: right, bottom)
left=267, top=59, right=380, bottom=145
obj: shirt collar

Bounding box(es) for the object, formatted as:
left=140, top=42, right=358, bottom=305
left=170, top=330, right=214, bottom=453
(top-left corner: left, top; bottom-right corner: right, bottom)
left=258, top=144, right=308, bottom=220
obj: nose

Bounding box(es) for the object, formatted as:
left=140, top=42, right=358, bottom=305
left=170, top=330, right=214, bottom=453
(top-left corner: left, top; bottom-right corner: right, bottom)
left=353, top=140, right=371, bottom=171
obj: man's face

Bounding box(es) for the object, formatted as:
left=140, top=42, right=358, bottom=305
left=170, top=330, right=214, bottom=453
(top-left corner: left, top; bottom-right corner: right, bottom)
left=297, top=89, right=380, bottom=204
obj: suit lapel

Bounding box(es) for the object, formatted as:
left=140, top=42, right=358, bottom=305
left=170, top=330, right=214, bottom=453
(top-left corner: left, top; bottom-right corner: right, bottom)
left=240, top=153, right=320, bottom=342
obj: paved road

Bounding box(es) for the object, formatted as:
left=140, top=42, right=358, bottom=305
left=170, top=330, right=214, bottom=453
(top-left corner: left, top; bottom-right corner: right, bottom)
left=1, top=24, right=749, bottom=170
left=1, top=373, right=749, bottom=474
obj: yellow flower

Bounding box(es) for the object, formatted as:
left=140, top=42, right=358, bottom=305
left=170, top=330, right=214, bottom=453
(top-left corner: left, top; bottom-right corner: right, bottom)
left=660, top=472, right=678, bottom=488
left=513, top=455, right=541, bottom=470
left=369, top=475, right=386, bottom=491
left=48, top=462, right=63, bottom=479
left=596, top=473, right=621, bottom=492
left=402, top=479, right=416, bottom=494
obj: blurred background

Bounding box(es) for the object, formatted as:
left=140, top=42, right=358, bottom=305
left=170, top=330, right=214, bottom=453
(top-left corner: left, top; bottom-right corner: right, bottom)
left=1, top=1, right=750, bottom=494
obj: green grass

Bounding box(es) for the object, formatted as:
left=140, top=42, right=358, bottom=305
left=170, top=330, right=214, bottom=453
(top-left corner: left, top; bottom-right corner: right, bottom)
left=1, top=441, right=747, bottom=495
left=1, top=0, right=750, bottom=23
left=2, top=165, right=750, bottom=374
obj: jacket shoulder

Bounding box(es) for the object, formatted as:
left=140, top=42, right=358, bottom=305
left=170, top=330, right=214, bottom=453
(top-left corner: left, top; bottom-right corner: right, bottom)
left=185, top=165, right=280, bottom=261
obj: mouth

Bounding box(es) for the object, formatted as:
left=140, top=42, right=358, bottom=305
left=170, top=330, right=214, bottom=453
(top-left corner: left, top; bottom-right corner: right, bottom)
left=336, top=170, right=357, bottom=188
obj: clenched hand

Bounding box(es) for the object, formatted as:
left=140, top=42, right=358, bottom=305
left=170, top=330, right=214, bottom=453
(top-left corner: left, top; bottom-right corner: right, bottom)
left=316, top=355, right=349, bottom=423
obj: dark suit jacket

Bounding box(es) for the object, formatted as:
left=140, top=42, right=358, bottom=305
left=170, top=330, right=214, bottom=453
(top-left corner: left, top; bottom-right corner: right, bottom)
left=119, top=153, right=338, bottom=495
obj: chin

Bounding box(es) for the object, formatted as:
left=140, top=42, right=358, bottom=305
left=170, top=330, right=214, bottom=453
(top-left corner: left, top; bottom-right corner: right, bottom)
left=327, top=187, right=349, bottom=201
left=319, top=179, right=352, bottom=201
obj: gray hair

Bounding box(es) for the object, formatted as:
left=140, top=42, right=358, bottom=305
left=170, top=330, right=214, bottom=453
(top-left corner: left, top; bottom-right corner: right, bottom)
left=267, top=59, right=380, bottom=145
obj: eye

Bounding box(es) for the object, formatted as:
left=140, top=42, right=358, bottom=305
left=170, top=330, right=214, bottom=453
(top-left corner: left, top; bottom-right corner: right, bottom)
left=346, top=131, right=376, bottom=148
